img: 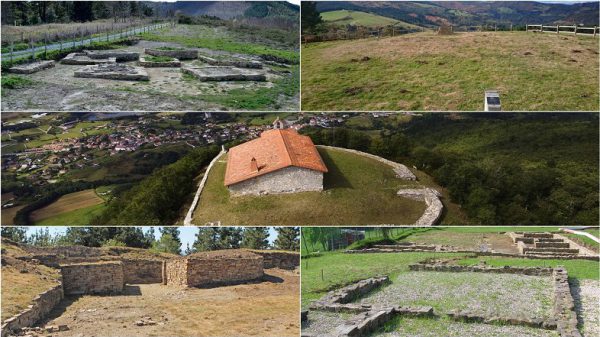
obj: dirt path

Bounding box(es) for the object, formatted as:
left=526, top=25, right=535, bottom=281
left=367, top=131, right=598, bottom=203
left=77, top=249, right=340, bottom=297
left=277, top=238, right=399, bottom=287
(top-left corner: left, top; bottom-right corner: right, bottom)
left=39, top=269, right=299, bottom=337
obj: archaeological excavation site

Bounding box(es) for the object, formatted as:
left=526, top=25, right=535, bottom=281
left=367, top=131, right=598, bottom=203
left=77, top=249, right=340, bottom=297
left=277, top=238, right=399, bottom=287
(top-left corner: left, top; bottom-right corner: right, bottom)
left=1, top=240, right=300, bottom=337
left=301, top=227, right=600, bottom=337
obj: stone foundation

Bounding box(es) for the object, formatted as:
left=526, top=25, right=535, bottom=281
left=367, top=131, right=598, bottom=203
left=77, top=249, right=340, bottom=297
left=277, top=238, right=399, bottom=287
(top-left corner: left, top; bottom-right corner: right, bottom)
left=165, top=250, right=264, bottom=288
left=74, top=64, right=149, bottom=81
left=249, top=250, right=300, bottom=270
left=1, top=285, right=63, bottom=337
left=145, top=48, right=197, bottom=60
left=553, top=268, right=581, bottom=337
left=8, top=61, right=55, bottom=74
left=60, top=262, right=124, bottom=295
left=138, top=56, right=181, bottom=68
left=408, top=262, right=554, bottom=276
left=197, top=54, right=262, bottom=69
left=311, top=276, right=389, bottom=310
left=61, top=52, right=116, bottom=65
left=181, top=66, right=266, bottom=81
left=83, top=50, right=139, bottom=61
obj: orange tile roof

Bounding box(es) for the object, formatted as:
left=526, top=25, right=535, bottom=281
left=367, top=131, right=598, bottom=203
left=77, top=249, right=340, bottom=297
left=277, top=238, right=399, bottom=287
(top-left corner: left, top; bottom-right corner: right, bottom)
left=224, top=129, right=328, bottom=186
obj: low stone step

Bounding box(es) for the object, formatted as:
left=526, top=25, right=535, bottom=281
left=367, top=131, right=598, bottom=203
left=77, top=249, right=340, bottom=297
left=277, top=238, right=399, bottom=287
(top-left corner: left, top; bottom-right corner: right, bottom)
left=536, top=238, right=565, bottom=243
left=524, top=247, right=579, bottom=254
left=535, top=242, right=570, bottom=249
left=523, top=233, right=554, bottom=239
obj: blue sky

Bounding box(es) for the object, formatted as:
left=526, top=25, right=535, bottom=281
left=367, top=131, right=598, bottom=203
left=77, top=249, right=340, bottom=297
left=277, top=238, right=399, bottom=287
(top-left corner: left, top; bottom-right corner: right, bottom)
left=25, top=226, right=278, bottom=252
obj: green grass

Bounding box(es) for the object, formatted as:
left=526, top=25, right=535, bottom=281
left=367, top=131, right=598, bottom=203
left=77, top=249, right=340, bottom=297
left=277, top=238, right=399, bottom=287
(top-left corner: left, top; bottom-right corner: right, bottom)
left=301, top=31, right=599, bottom=111
left=301, top=251, right=470, bottom=308
left=457, top=256, right=600, bottom=280
left=194, top=147, right=434, bottom=226
left=33, top=203, right=106, bottom=226
left=199, top=65, right=299, bottom=110
left=143, top=55, right=176, bottom=62
left=1, top=75, right=33, bottom=90
left=321, top=10, right=402, bottom=27
left=140, top=24, right=298, bottom=63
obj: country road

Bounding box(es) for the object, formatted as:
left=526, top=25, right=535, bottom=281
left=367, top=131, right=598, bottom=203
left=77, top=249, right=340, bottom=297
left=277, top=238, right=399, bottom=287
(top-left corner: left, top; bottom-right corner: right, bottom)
left=1, top=22, right=171, bottom=61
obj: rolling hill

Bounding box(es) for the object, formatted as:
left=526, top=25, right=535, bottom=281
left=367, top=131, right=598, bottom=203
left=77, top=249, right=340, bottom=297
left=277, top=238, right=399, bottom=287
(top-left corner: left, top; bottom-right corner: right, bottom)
left=315, top=1, right=599, bottom=28
left=150, top=1, right=299, bottom=20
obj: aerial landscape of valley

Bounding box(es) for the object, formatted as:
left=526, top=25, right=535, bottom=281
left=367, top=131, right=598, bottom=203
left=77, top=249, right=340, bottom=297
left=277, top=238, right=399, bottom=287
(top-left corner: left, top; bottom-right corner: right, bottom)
left=2, top=112, right=597, bottom=227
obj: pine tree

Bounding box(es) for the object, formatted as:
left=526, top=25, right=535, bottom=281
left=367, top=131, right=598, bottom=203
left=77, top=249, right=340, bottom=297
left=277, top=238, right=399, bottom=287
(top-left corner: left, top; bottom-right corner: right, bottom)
left=152, top=234, right=181, bottom=255
left=301, top=2, right=323, bottom=34
left=274, top=227, right=299, bottom=251
left=193, top=228, right=220, bottom=252
left=241, top=227, right=270, bottom=250
left=1, top=227, right=28, bottom=243
left=217, top=227, right=243, bottom=249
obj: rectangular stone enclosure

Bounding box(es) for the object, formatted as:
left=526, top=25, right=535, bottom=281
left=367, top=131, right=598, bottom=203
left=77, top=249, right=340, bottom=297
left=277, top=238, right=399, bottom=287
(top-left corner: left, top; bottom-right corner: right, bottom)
left=165, top=250, right=264, bottom=287
left=181, top=66, right=266, bottom=82
left=60, top=262, right=124, bottom=295
left=139, top=56, right=181, bottom=68
left=61, top=52, right=116, bottom=65
left=74, top=64, right=149, bottom=81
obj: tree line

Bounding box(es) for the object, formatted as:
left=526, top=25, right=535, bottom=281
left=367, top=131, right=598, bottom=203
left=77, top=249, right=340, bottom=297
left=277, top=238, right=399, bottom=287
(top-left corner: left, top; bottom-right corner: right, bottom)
left=1, top=226, right=300, bottom=255
left=300, top=113, right=598, bottom=226
left=2, top=1, right=155, bottom=25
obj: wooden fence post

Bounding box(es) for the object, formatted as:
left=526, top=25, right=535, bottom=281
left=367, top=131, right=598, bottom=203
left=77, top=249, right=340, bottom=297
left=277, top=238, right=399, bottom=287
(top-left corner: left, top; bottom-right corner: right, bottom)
left=30, top=38, right=35, bottom=61
left=44, top=32, right=48, bottom=57
left=557, top=25, right=559, bottom=34
left=594, top=26, right=597, bottom=37
left=10, top=41, right=14, bottom=63
left=574, top=25, right=577, bottom=35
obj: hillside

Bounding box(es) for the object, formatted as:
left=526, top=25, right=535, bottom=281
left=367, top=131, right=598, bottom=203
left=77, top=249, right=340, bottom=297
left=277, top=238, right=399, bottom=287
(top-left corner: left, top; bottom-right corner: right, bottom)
left=315, top=1, right=600, bottom=28
left=151, top=1, right=299, bottom=20
left=321, top=10, right=400, bottom=27
left=301, top=31, right=599, bottom=111
left=193, top=147, right=466, bottom=226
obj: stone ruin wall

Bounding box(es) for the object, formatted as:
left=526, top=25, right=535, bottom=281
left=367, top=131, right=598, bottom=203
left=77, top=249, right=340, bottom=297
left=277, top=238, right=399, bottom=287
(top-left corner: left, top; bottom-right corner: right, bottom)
left=186, top=256, right=264, bottom=287
left=228, top=167, right=323, bottom=196
left=1, top=285, right=63, bottom=337
left=122, top=259, right=164, bottom=284
left=61, top=262, right=124, bottom=295
left=250, top=251, right=300, bottom=270
left=164, top=258, right=188, bottom=286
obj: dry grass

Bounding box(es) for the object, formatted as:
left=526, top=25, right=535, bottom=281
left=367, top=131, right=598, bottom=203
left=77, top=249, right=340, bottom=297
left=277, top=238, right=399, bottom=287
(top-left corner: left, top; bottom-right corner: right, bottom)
left=301, top=31, right=599, bottom=111
left=193, top=147, right=428, bottom=225
left=30, top=189, right=104, bottom=222
left=1, top=242, right=61, bottom=321
left=39, top=269, right=299, bottom=337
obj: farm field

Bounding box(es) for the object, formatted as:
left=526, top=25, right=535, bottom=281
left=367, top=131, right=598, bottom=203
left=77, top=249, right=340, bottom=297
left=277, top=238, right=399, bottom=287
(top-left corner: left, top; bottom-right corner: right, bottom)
left=192, top=146, right=463, bottom=226
left=2, top=23, right=299, bottom=112
left=30, top=189, right=105, bottom=225
left=321, top=10, right=401, bottom=27
left=301, top=31, right=599, bottom=111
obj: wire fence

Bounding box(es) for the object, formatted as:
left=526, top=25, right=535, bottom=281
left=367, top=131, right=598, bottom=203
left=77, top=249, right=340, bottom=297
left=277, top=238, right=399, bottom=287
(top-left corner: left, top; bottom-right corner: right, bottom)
left=1, top=21, right=175, bottom=63
left=300, top=227, right=428, bottom=256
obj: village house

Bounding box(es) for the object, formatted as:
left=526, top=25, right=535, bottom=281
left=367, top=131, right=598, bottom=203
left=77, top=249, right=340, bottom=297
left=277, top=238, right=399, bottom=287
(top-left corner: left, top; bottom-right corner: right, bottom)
left=224, top=123, right=328, bottom=196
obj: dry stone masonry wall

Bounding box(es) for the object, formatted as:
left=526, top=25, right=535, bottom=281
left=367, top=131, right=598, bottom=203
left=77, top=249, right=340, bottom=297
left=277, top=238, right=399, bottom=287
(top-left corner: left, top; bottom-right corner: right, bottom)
left=61, top=262, right=124, bottom=295
left=249, top=250, right=300, bottom=270
left=396, top=188, right=443, bottom=226
left=1, top=285, right=63, bottom=337
left=181, top=66, right=267, bottom=81
left=553, top=268, right=582, bottom=337
left=8, top=61, right=55, bottom=74
left=122, top=259, right=164, bottom=284
left=228, top=166, right=324, bottom=196
left=185, top=148, right=226, bottom=225
left=145, top=48, right=198, bottom=60
left=197, top=54, right=263, bottom=69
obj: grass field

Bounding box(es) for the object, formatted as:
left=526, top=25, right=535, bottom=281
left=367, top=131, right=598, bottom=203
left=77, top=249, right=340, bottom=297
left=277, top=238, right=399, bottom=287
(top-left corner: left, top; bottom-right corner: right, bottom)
left=321, top=10, right=401, bottom=27
left=30, top=189, right=105, bottom=225
left=301, top=251, right=600, bottom=309
left=194, top=147, right=434, bottom=225
left=301, top=31, right=599, bottom=111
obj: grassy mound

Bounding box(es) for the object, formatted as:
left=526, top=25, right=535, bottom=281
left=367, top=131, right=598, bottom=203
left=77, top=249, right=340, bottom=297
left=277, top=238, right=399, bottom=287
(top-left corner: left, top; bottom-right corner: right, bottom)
left=321, top=10, right=402, bottom=27
left=301, top=31, right=599, bottom=111
left=194, top=147, right=432, bottom=225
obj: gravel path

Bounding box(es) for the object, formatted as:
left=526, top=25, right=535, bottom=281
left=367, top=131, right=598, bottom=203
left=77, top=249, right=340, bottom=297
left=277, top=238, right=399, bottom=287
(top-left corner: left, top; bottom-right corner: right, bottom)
left=302, top=311, right=354, bottom=336
left=573, top=279, right=600, bottom=337
left=360, top=272, right=553, bottom=320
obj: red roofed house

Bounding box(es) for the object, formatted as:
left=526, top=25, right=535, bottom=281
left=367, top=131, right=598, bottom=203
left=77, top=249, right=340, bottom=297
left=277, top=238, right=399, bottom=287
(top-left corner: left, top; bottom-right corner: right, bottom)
left=224, top=127, right=328, bottom=196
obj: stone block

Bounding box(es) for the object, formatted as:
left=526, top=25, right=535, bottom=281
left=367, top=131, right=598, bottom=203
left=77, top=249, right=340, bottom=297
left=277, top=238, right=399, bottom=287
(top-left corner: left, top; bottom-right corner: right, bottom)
left=8, top=61, right=55, bottom=74
left=181, top=66, right=266, bottom=82
left=61, top=53, right=116, bottom=65
left=145, top=48, right=197, bottom=60
left=74, top=64, right=149, bottom=81
left=84, top=50, right=139, bottom=61
left=138, top=56, right=181, bottom=68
